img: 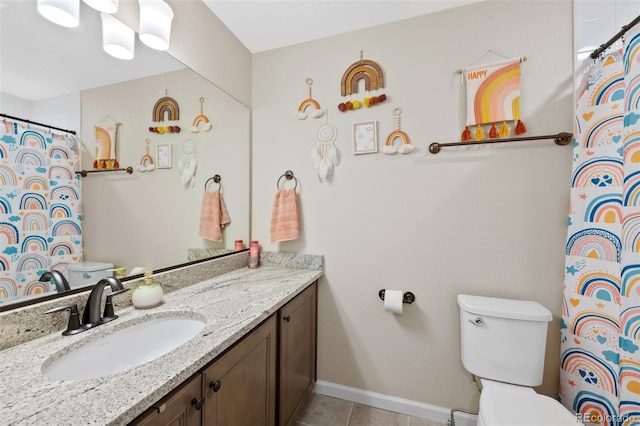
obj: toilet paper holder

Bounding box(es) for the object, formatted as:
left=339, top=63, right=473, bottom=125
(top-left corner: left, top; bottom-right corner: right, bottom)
left=378, top=289, right=415, bottom=304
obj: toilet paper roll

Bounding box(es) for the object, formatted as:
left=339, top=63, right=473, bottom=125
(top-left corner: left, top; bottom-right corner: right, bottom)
left=384, top=290, right=403, bottom=314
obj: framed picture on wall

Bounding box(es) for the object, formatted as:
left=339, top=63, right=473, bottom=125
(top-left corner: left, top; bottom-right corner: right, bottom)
left=157, top=144, right=172, bottom=169
left=353, top=121, right=377, bottom=154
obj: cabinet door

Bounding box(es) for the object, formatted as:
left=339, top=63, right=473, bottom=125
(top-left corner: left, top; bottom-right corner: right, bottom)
left=203, top=315, right=277, bottom=426
left=131, top=373, right=203, bottom=426
left=279, top=282, right=317, bottom=426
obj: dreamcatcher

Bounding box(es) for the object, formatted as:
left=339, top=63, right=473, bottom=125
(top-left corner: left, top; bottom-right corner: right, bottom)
left=311, top=111, right=338, bottom=180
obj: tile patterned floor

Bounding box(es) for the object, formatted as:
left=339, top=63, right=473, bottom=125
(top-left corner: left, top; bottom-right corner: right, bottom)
left=296, top=393, right=447, bottom=426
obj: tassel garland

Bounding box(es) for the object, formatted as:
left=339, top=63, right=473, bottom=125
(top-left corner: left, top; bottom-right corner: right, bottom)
left=460, top=120, right=527, bottom=142
left=460, top=126, right=471, bottom=141
left=499, top=121, right=509, bottom=137
left=489, top=123, right=498, bottom=139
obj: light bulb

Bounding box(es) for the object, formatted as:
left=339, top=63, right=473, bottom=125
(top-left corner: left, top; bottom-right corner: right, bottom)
left=83, top=0, right=118, bottom=14
left=37, top=0, right=80, bottom=28
left=101, top=13, right=135, bottom=60
left=138, top=0, right=174, bottom=51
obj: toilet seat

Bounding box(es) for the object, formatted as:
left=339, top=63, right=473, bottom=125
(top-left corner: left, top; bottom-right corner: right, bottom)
left=478, top=380, right=582, bottom=426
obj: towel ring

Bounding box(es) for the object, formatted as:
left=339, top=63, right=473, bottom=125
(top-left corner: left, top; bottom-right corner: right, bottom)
left=204, top=174, right=221, bottom=191
left=277, top=170, right=297, bottom=190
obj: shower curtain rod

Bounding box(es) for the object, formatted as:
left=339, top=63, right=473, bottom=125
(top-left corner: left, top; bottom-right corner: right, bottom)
left=0, top=113, right=76, bottom=135
left=590, top=14, right=640, bottom=60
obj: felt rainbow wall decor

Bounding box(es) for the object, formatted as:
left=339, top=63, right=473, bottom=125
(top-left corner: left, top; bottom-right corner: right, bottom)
left=340, top=55, right=384, bottom=96
left=382, top=108, right=414, bottom=155
left=153, top=95, right=180, bottom=122
left=295, top=78, right=324, bottom=120
left=191, top=97, right=212, bottom=131
left=337, top=52, right=387, bottom=113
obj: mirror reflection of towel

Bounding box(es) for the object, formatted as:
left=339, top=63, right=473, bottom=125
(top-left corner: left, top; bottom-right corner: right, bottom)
left=199, top=191, right=231, bottom=242
left=271, top=189, right=300, bottom=243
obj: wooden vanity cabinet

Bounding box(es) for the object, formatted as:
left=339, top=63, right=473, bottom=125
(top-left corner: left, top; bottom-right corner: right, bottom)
left=129, top=281, right=317, bottom=426
left=131, top=373, right=203, bottom=426
left=278, top=282, right=317, bottom=426
left=202, top=315, right=277, bottom=426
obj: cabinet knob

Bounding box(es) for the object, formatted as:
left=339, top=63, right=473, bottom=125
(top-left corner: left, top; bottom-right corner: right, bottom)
left=191, top=397, right=204, bottom=411
left=209, top=380, right=222, bottom=392
left=283, top=315, right=291, bottom=322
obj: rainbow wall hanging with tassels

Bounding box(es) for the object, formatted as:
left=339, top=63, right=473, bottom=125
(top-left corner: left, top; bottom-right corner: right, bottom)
left=338, top=51, right=387, bottom=113
left=460, top=56, right=526, bottom=141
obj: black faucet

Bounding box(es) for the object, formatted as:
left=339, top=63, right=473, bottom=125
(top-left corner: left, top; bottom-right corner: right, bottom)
left=39, top=270, right=71, bottom=293
left=82, top=277, right=127, bottom=326
left=45, top=276, right=129, bottom=336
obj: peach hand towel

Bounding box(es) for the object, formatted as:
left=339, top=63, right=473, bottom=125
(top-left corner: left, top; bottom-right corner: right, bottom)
left=270, top=188, right=300, bottom=243
left=199, top=191, right=231, bottom=242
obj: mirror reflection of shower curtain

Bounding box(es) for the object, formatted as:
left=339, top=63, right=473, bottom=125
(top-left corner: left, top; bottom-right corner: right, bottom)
left=0, top=122, right=82, bottom=303
left=561, top=23, right=640, bottom=425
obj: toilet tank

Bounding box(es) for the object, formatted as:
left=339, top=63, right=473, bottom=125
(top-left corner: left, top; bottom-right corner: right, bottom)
left=457, top=294, right=552, bottom=387
left=67, top=262, right=113, bottom=289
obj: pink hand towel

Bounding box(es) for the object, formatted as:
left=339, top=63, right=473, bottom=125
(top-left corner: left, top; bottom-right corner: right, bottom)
left=271, top=188, right=300, bottom=243
left=199, top=191, right=231, bottom=242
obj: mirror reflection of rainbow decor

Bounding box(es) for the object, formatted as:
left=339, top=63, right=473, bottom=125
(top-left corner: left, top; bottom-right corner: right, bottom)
left=337, top=51, right=387, bottom=113
left=93, top=123, right=120, bottom=169
left=0, top=122, right=82, bottom=303
left=461, top=56, right=526, bottom=141
left=294, top=78, right=325, bottom=120
left=153, top=95, right=180, bottom=122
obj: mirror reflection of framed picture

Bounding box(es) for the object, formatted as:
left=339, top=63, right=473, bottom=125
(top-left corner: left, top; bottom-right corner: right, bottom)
left=157, top=144, right=172, bottom=169
left=353, top=121, right=377, bottom=154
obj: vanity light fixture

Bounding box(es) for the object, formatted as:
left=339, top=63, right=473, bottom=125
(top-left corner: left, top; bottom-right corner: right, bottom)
left=138, top=0, right=174, bottom=51
left=83, top=0, right=118, bottom=14
left=37, top=0, right=80, bottom=28
left=101, top=13, right=135, bottom=60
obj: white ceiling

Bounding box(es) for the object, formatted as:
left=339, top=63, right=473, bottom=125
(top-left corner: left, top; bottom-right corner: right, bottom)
left=202, top=0, right=483, bottom=53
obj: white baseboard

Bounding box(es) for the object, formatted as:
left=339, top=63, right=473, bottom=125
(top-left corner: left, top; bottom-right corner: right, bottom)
left=313, top=380, right=478, bottom=426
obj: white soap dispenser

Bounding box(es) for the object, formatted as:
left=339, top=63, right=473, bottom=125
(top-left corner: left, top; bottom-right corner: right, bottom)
left=131, top=270, right=164, bottom=309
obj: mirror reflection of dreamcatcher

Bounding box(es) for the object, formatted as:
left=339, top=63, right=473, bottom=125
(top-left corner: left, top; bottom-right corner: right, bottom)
left=311, top=111, right=338, bottom=180
left=178, top=138, right=197, bottom=185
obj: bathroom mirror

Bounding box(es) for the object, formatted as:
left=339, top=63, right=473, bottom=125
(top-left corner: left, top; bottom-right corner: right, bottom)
left=0, top=1, right=250, bottom=309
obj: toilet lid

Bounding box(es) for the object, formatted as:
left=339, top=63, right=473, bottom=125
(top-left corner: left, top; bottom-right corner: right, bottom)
left=480, top=385, right=582, bottom=425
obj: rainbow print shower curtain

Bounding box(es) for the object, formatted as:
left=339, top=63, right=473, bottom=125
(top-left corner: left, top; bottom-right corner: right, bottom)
left=561, top=24, right=640, bottom=425
left=0, top=122, right=82, bottom=302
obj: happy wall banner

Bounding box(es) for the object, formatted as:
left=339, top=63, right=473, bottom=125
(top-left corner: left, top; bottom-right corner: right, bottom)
left=461, top=56, right=527, bottom=140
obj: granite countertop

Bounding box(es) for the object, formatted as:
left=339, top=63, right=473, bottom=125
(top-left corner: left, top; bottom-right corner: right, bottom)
left=0, top=265, right=322, bottom=425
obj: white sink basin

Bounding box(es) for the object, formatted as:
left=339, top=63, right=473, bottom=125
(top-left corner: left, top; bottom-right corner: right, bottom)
left=42, top=315, right=206, bottom=381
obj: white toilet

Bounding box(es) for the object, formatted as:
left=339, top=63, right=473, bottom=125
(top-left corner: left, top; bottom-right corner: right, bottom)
left=457, top=294, right=582, bottom=426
